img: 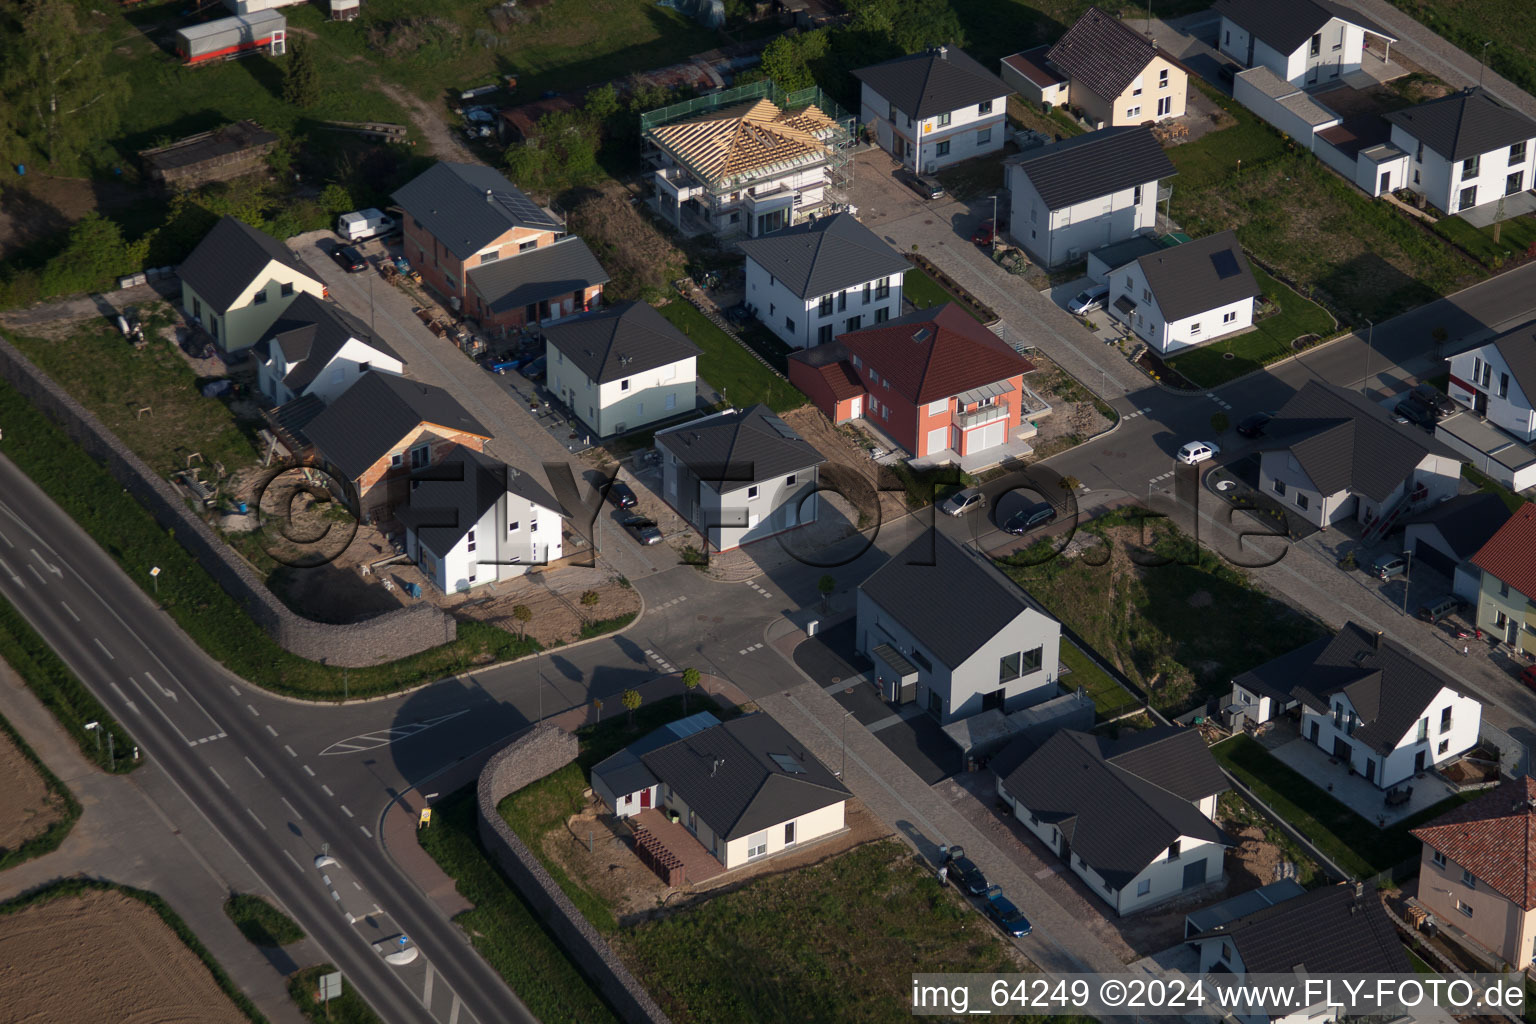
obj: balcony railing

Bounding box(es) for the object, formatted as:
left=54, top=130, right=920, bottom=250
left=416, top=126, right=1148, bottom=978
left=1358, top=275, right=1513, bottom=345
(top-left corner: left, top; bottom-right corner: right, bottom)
left=954, top=403, right=1010, bottom=430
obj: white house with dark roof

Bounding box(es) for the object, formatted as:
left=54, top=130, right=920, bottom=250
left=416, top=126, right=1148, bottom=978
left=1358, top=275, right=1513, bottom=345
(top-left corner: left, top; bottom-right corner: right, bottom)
left=1105, top=231, right=1261, bottom=354
left=1386, top=88, right=1536, bottom=215
left=254, top=293, right=405, bottom=406
left=541, top=301, right=700, bottom=438
left=737, top=213, right=909, bottom=349
left=854, top=46, right=1011, bottom=174
left=396, top=446, right=564, bottom=593
left=857, top=532, right=1061, bottom=724
left=655, top=405, right=825, bottom=552
left=1227, top=622, right=1481, bottom=788
left=179, top=216, right=326, bottom=353
left=1005, top=126, right=1176, bottom=268
left=1404, top=492, right=1512, bottom=605
left=1215, top=0, right=1397, bottom=88
left=1256, top=380, right=1462, bottom=534
left=594, top=712, right=850, bottom=871
left=995, top=726, right=1229, bottom=915
left=1190, top=882, right=1409, bottom=1023
left=1446, top=320, right=1536, bottom=442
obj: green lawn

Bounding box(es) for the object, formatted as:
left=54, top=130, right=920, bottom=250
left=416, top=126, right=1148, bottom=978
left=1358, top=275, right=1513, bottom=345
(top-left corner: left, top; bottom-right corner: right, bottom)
left=1166, top=86, right=1295, bottom=191
left=1055, top=636, right=1140, bottom=717
left=1167, top=266, right=1338, bottom=387
left=224, top=893, right=305, bottom=948
left=1384, top=0, right=1536, bottom=98
left=1212, top=734, right=1475, bottom=878
left=288, top=965, right=382, bottom=1024
left=903, top=266, right=989, bottom=322
left=657, top=300, right=806, bottom=413
left=1463, top=466, right=1527, bottom=513
left=1433, top=212, right=1536, bottom=268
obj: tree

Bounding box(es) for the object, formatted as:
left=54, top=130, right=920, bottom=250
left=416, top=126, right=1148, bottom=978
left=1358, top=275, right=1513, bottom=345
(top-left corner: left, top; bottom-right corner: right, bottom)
left=681, top=666, right=701, bottom=713
left=817, top=574, right=836, bottom=612
left=1210, top=412, right=1230, bottom=435
left=761, top=32, right=826, bottom=92
left=511, top=604, right=532, bottom=640
left=318, top=183, right=355, bottom=216
left=503, top=141, right=552, bottom=192
left=40, top=212, right=145, bottom=295
left=283, top=38, right=321, bottom=109
left=621, top=687, right=642, bottom=728
left=583, top=84, right=620, bottom=125
left=4, top=0, right=127, bottom=169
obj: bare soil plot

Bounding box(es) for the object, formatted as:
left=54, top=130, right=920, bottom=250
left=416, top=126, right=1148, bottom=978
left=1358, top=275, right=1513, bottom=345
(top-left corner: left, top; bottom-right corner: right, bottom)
left=0, top=887, right=248, bottom=1024
left=0, top=727, right=64, bottom=860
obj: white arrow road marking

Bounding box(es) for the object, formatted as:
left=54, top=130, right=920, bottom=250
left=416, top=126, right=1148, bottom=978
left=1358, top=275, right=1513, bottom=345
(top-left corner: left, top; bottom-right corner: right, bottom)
left=109, top=681, right=140, bottom=714
left=0, top=557, right=21, bottom=586
left=143, top=671, right=174, bottom=701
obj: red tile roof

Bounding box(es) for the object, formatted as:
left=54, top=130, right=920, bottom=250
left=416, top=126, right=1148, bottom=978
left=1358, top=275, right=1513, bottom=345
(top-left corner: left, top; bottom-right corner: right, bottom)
left=839, top=304, right=1034, bottom=406
left=808, top=359, right=865, bottom=402
left=1470, top=501, right=1536, bottom=600
left=1411, top=776, right=1536, bottom=910
left=1002, top=46, right=1066, bottom=88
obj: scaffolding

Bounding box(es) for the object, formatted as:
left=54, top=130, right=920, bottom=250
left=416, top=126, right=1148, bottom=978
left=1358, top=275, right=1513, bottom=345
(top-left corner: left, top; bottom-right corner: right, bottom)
left=640, top=80, right=857, bottom=234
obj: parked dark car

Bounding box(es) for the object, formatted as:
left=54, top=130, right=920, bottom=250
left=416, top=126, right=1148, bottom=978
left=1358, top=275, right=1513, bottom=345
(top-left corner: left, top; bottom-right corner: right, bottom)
left=1412, top=383, right=1456, bottom=418
left=1394, top=398, right=1435, bottom=428
left=329, top=244, right=367, bottom=273
left=950, top=855, right=989, bottom=896
left=984, top=886, right=1032, bottom=937
left=906, top=173, right=946, bottom=200
left=607, top=480, right=639, bottom=509
left=620, top=513, right=662, bottom=545
left=1236, top=412, right=1272, bottom=438
left=1519, top=664, right=1536, bottom=689
left=483, top=356, right=519, bottom=374
left=1417, top=594, right=1464, bottom=624
left=1218, top=62, right=1239, bottom=83
left=521, top=355, right=547, bottom=381
left=1000, top=501, right=1058, bottom=535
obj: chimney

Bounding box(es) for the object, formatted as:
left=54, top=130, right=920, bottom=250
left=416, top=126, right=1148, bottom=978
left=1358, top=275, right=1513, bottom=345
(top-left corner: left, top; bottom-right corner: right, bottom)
left=1374, top=631, right=1382, bottom=650
left=938, top=45, right=949, bottom=59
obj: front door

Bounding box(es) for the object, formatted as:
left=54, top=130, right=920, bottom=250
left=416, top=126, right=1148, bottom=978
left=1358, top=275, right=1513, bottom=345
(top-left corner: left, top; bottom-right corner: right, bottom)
left=927, top=689, right=943, bottom=720
left=640, top=788, right=651, bottom=809
left=1333, top=737, right=1351, bottom=760
left=848, top=395, right=862, bottom=419
left=1415, top=750, right=1427, bottom=772
left=893, top=135, right=904, bottom=160
left=1475, top=390, right=1489, bottom=416
left=1364, top=759, right=1375, bottom=784
left=1182, top=859, right=1207, bottom=889
left=1309, top=720, right=1320, bottom=743
left=1380, top=171, right=1391, bottom=194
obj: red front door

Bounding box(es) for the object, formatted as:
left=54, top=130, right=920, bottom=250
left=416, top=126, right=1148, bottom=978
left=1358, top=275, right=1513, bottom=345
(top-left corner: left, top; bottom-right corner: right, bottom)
left=640, top=788, right=652, bottom=809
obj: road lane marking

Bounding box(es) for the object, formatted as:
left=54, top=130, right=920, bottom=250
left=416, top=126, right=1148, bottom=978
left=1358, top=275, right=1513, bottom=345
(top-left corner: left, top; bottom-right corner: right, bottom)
left=109, top=681, right=140, bottom=714
left=360, top=825, right=372, bottom=838
left=321, top=784, right=333, bottom=796
left=0, top=556, right=20, bottom=586
left=340, top=805, right=354, bottom=818
left=245, top=807, right=267, bottom=831
left=143, top=671, right=176, bottom=703
left=246, top=704, right=260, bottom=716
left=422, top=964, right=434, bottom=1007
left=450, top=994, right=462, bottom=1024
left=281, top=796, right=304, bottom=821
left=27, top=564, right=45, bottom=584
left=229, top=685, right=241, bottom=696
left=265, top=724, right=279, bottom=737
left=318, top=710, right=469, bottom=756
left=209, top=766, right=230, bottom=790
left=302, top=764, right=315, bottom=776
left=284, top=849, right=302, bottom=873
left=244, top=755, right=265, bottom=779
left=284, top=744, right=297, bottom=758
left=59, top=601, right=79, bottom=622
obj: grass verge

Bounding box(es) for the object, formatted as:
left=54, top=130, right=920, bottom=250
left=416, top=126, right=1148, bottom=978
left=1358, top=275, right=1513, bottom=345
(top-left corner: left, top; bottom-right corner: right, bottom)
left=1055, top=636, right=1138, bottom=717
left=288, top=964, right=383, bottom=1024
left=418, top=789, right=621, bottom=1024
left=1433, top=213, right=1536, bottom=269
left=903, top=266, right=988, bottom=322
left=579, top=611, right=638, bottom=640
left=1463, top=465, right=1526, bottom=513
left=1167, top=266, right=1337, bottom=387
left=656, top=301, right=807, bottom=413
left=224, top=892, right=305, bottom=948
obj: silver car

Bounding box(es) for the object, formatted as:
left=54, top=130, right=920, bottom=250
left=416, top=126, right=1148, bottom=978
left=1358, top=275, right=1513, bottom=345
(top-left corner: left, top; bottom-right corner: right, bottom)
left=940, top=488, right=986, bottom=516
left=1068, top=284, right=1109, bottom=315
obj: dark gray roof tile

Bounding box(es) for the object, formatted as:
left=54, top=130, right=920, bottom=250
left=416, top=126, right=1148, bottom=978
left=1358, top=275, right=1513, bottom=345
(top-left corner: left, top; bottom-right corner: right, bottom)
left=395, top=447, right=563, bottom=558
left=305, top=374, right=490, bottom=482
left=656, top=404, right=824, bottom=488
left=854, top=46, right=1011, bottom=121
left=391, top=162, right=562, bottom=262
left=736, top=213, right=909, bottom=300
left=256, top=292, right=404, bottom=395
left=1405, top=492, right=1512, bottom=560
left=1213, top=0, right=1393, bottom=56
left=1194, top=882, right=1408, bottom=975
left=541, top=300, right=700, bottom=383
left=1136, top=230, right=1260, bottom=323
left=1007, top=126, right=1176, bottom=210
left=1385, top=87, right=1536, bottom=162
left=466, top=237, right=609, bottom=315
left=1489, top=321, right=1536, bottom=406
left=180, top=217, right=318, bottom=314
left=1047, top=6, right=1158, bottom=104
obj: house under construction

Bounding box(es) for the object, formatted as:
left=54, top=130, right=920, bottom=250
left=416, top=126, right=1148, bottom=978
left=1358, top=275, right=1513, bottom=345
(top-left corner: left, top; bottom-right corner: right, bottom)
left=641, top=81, right=855, bottom=239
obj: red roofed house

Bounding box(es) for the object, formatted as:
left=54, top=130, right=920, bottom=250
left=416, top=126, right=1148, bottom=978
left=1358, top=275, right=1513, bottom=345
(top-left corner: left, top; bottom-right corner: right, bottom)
left=1411, top=776, right=1536, bottom=966
left=1470, top=501, right=1536, bottom=655
left=787, top=304, right=1046, bottom=470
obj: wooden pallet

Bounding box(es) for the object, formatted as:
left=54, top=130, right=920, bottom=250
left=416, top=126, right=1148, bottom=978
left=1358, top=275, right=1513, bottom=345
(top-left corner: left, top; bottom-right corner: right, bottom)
left=319, top=120, right=409, bottom=143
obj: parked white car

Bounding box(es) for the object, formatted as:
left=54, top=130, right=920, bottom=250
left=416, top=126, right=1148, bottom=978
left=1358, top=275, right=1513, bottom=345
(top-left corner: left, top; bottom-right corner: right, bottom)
left=1176, top=440, right=1220, bottom=465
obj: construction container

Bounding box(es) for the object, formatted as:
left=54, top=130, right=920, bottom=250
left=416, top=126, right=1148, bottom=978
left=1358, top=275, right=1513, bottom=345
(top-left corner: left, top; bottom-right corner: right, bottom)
left=328, top=0, right=359, bottom=20
left=175, top=10, right=286, bottom=66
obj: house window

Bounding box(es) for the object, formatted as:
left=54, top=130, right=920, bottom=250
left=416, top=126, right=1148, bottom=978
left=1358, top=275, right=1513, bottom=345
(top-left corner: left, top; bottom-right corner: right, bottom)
left=1432, top=850, right=1446, bottom=868
left=936, top=141, right=951, bottom=157
left=976, top=128, right=991, bottom=146
left=1511, top=141, right=1529, bottom=163
left=1167, top=841, right=1181, bottom=861
left=1500, top=580, right=1510, bottom=598
left=818, top=324, right=833, bottom=344
left=846, top=315, right=862, bottom=332
left=1458, top=900, right=1474, bottom=918
left=882, top=406, right=889, bottom=421
left=786, top=474, right=797, bottom=486
left=1134, top=185, right=1143, bottom=204
left=410, top=446, right=431, bottom=469
left=851, top=354, right=861, bottom=368
left=875, top=307, right=889, bottom=323
left=862, top=281, right=872, bottom=304
left=480, top=250, right=501, bottom=264
left=747, top=485, right=759, bottom=500
left=748, top=832, right=768, bottom=858
left=999, top=652, right=1021, bottom=683
left=785, top=822, right=796, bottom=845
left=1159, top=69, right=1169, bottom=88
left=1126, top=106, right=1141, bottom=118
left=1220, top=941, right=1231, bottom=962
left=620, top=379, right=631, bottom=392
left=466, top=529, right=477, bottom=553
left=1143, top=288, right=1151, bottom=301
left=390, top=452, right=403, bottom=468
left=1509, top=172, right=1526, bottom=195
left=1296, top=493, right=1309, bottom=510
left=519, top=239, right=538, bottom=252
left=280, top=282, right=294, bottom=297
left=875, top=279, right=890, bottom=300
left=1309, top=33, right=1321, bottom=57
left=819, top=295, right=834, bottom=315
left=978, top=100, right=993, bottom=115
left=1022, top=646, right=1043, bottom=672
left=1500, top=372, right=1510, bottom=398
left=888, top=103, right=896, bottom=121
left=1462, top=868, right=1477, bottom=889
left=1417, top=718, right=1428, bottom=742
left=838, top=290, right=848, bottom=312
left=1463, top=155, right=1481, bottom=178
left=1224, top=30, right=1229, bottom=45
left=530, top=520, right=539, bottom=532
left=937, top=112, right=952, bottom=128
left=1137, top=879, right=1151, bottom=896
left=508, top=521, right=520, bottom=533
left=253, top=288, right=267, bottom=305
left=1190, top=322, right=1201, bottom=335
left=1132, top=84, right=1142, bottom=97
left=785, top=317, right=795, bottom=333
left=1223, top=311, right=1237, bottom=324
left=1441, top=707, right=1453, bottom=732
left=1157, top=96, right=1172, bottom=117
left=1439, top=739, right=1450, bottom=754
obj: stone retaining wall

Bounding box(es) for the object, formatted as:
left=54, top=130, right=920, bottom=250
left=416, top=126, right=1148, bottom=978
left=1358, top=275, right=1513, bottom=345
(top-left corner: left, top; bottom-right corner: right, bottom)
left=0, top=333, right=456, bottom=669
left=477, top=723, right=673, bottom=1024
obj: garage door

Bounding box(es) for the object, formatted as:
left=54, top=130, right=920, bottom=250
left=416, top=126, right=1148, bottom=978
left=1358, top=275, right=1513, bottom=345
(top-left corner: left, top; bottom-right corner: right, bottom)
left=969, top=420, right=1006, bottom=453
left=1411, top=538, right=1457, bottom=578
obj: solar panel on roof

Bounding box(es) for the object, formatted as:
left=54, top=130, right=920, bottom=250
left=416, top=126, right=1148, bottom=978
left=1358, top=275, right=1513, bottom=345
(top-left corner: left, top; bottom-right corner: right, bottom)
left=913, top=328, right=932, bottom=343
left=769, top=752, right=806, bottom=774
left=489, top=189, right=559, bottom=230
left=766, top=416, right=799, bottom=440
left=1210, top=250, right=1242, bottom=280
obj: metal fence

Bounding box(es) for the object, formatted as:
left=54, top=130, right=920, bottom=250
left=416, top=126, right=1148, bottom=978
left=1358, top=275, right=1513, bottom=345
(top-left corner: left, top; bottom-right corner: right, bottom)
left=639, top=80, right=853, bottom=132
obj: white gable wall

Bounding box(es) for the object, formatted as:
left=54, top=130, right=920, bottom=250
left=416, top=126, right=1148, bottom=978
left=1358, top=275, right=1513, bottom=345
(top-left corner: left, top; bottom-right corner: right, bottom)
left=1006, top=163, right=1158, bottom=268
left=1448, top=341, right=1536, bottom=442
left=547, top=346, right=698, bottom=438
left=1301, top=686, right=1481, bottom=789
left=1395, top=124, right=1536, bottom=214
left=743, top=256, right=904, bottom=349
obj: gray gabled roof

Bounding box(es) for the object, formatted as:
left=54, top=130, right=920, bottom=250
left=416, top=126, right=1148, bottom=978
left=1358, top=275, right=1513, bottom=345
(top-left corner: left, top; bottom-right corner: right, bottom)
left=466, top=237, right=609, bottom=315
left=1007, top=126, right=1176, bottom=211
left=304, top=373, right=491, bottom=482
left=1100, top=726, right=1231, bottom=804
left=1193, top=882, right=1408, bottom=976
left=655, top=404, right=824, bottom=490
left=254, top=292, right=404, bottom=395
left=1260, top=380, right=1460, bottom=502
left=638, top=712, right=850, bottom=841
left=391, top=161, right=563, bottom=262
left=541, top=300, right=700, bottom=384
left=1047, top=6, right=1159, bottom=104
left=853, top=46, right=1011, bottom=121
left=1213, top=0, right=1393, bottom=55
left=591, top=711, right=723, bottom=800
left=999, top=728, right=1230, bottom=890
left=1136, top=230, right=1260, bottom=323
left=1405, top=492, right=1513, bottom=561
left=179, top=216, right=318, bottom=314
left=395, top=446, right=563, bottom=559
left=1487, top=321, right=1536, bottom=404
left=1385, top=87, right=1536, bottom=162
left=736, top=213, right=909, bottom=301
left=860, top=531, right=1051, bottom=671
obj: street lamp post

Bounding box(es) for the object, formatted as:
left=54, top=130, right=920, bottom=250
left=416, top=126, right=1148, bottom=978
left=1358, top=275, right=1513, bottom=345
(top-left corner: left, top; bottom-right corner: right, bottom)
left=85, top=721, right=101, bottom=758
left=1402, top=548, right=1413, bottom=614
left=990, top=195, right=999, bottom=256
left=1481, top=41, right=1492, bottom=88
left=150, top=565, right=161, bottom=596
left=1361, top=320, right=1374, bottom=396
left=839, top=709, right=855, bottom=779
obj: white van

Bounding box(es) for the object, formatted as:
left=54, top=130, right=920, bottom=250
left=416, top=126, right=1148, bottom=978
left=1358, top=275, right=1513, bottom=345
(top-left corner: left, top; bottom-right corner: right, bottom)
left=336, top=208, right=397, bottom=242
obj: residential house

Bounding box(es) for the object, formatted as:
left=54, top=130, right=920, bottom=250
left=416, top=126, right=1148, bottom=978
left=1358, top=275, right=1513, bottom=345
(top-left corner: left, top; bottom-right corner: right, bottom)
left=253, top=293, right=405, bottom=406
left=1034, top=6, right=1188, bottom=127
left=1469, top=502, right=1536, bottom=654
left=1412, top=776, right=1536, bottom=968
left=1004, top=126, right=1176, bottom=268
left=1255, top=380, right=1463, bottom=533
left=655, top=405, right=825, bottom=552
left=595, top=712, right=850, bottom=870
left=302, top=372, right=491, bottom=524
left=391, top=161, right=608, bottom=333
left=591, top=711, right=720, bottom=818
left=396, top=447, right=563, bottom=593
left=854, top=46, right=1011, bottom=174
left=643, top=91, right=851, bottom=238
left=1404, top=492, right=1512, bottom=605
left=541, top=301, right=700, bottom=438
left=787, top=304, right=1040, bottom=469
left=1182, top=879, right=1307, bottom=941
left=1226, top=621, right=1482, bottom=787
left=995, top=726, right=1230, bottom=915
left=999, top=47, right=1068, bottom=109
left=737, top=213, right=909, bottom=349
left=178, top=216, right=326, bottom=354
left=1189, top=882, right=1408, bottom=1024
left=1215, top=0, right=1397, bottom=88
left=857, top=530, right=1061, bottom=724
left=1386, top=88, right=1536, bottom=215
left=1446, top=321, right=1536, bottom=442
left=1105, top=231, right=1261, bottom=354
